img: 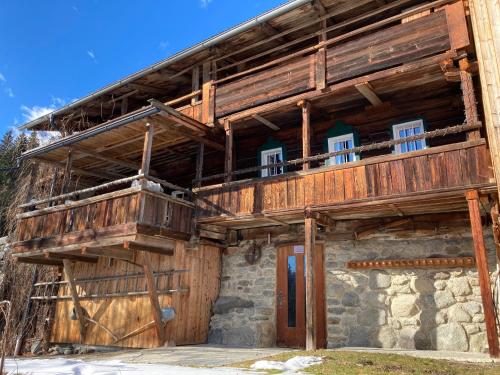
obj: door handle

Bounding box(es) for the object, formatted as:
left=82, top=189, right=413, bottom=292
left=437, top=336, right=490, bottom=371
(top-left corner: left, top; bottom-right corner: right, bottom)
left=277, top=290, right=284, bottom=307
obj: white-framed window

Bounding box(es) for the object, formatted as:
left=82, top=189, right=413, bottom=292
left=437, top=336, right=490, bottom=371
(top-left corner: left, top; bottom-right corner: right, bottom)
left=327, top=133, right=357, bottom=165
left=261, top=147, right=283, bottom=177
left=393, top=120, right=426, bottom=154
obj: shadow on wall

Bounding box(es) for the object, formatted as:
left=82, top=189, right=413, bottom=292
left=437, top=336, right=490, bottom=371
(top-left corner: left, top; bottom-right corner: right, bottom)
left=326, top=235, right=493, bottom=353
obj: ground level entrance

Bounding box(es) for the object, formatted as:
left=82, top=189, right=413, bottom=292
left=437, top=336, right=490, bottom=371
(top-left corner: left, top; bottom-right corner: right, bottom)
left=276, top=244, right=326, bottom=348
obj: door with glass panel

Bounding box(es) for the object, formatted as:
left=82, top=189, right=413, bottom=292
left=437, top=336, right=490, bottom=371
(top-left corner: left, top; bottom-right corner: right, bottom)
left=276, top=244, right=326, bottom=348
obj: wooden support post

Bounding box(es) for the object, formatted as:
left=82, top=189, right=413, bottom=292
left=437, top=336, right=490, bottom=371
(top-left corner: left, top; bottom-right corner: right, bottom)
left=140, top=123, right=154, bottom=176
left=120, top=97, right=128, bottom=115
left=224, top=120, right=234, bottom=182
left=192, top=65, right=200, bottom=105
left=459, top=58, right=480, bottom=140
left=62, top=259, right=86, bottom=342
left=304, top=210, right=317, bottom=350
left=202, top=80, right=215, bottom=126
left=489, top=197, right=500, bottom=264
left=142, top=252, right=166, bottom=346
left=315, top=47, right=326, bottom=91
left=61, top=149, right=73, bottom=195
left=466, top=190, right=500, bottom=358
left=195, top=143, right=205, bottom=188
left=299, top=100, right=312, bottom=171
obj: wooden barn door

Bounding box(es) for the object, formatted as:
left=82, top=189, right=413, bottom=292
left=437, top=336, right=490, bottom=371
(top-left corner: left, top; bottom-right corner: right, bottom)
left=276, top=244, right=326, bottom=348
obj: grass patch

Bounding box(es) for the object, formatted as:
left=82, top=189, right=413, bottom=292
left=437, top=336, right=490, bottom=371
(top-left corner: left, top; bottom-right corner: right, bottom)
left=232, top=350, right=500, bottom=375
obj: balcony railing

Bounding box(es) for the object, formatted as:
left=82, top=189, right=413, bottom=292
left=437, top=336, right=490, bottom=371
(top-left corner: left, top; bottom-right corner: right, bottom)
left=12, top=176, right=194, bottom=259
left=194, top=138, right=495, bottom=223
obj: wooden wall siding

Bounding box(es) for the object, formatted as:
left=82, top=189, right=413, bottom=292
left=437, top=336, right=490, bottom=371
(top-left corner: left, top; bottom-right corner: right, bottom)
left=50, top=242, right=221, bottom=348
left=141, top=192, right=193, bottom=234
left=325, top=11, right=449, bottom=85
left=214, top=8, right=458, bottom=117
left=15, top=189, right=194, bottom=253
left=197, top=142, right=493, bottom=218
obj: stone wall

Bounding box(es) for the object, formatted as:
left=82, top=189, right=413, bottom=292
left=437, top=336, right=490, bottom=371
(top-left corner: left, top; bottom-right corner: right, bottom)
left=325, top=234, right=498, bottom=353
left=208, top=241, right=277, bottom=347
left=208, top=231, right=499, bottom=352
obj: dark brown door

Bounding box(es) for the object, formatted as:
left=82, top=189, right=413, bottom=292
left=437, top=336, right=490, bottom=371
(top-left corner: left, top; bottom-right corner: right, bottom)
left=276, top=244, right=326, bottom=348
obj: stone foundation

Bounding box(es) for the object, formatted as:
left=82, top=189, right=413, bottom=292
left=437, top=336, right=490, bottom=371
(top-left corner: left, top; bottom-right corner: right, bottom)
left=208, top=231, right=499, bottom=352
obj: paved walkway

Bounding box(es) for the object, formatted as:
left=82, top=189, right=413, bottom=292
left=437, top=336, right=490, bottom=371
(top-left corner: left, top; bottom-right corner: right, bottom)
left=75, top=344, right=291, bottom=367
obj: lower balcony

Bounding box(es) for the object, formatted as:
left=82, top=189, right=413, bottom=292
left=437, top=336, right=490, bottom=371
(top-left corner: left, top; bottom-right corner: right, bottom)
left=195, top=139, right=496, bottom=229
left=12, top=178, right=194, bottom=264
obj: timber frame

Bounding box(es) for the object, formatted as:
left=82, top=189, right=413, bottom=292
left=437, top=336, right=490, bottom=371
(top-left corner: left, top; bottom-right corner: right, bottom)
left=12, top=0, right=500, bottom=356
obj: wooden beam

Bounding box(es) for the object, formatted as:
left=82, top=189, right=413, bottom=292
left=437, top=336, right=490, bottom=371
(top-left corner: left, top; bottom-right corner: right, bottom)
left=127, top=82, right=165, bottom=96
left=489, top=197, right=500, bottom=264
left=72, top=144, right=144, bottom=173
left=195, top=143, right=204, bottom=188
left=120, top=97, right=128, bottom=115
left=44, top=251, right=98, bottom=263
left=299, top=100, right=312, bottom=170
left=304, top=214, right=317, bottom=351
left=355, top=218, right=411, bottom=239
left=224, top=119, right=234, bottom=183
left=123, top=241, right=174, bottom=256
left=465, top=190, right=499, bottom=358
left=192, top=65, right=200, bottom=105
left=150, top=99, right=209, bottom=135
left=81, top=246, right=134, bottom=261
left=304, top=209, right=335, bottom=228
left=61, top=149, right=73, bottom=195
left=355, top=82, right=383, bottom=106
left=140, top=123, right=154, bottom=175
left=252, top=114, right=280, bottom=130
left=201, top=80, right=215, bottom=126
left=142, top=252, right=166, bottom=346
left=63, top=259, right=87, bottom=342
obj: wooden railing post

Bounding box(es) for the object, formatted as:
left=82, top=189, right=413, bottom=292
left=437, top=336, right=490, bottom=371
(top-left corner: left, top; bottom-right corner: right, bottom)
left=465, top=190, right=500, bottom=358
left=299, top=100, right=312, bottom=171
left=140, top=123, right=154, bottom=176
left=304, top=208, right=317, bottom=350
left=224, top=119, right=234, bottom=182
left=315, top=47, right=326, bottom=90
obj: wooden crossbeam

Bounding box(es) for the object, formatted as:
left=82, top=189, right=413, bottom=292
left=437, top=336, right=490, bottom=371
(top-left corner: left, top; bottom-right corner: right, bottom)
left=304, top=209, right=335, bottom=228
left=81, top=246, right=134, bottom=261
left=44, top=251, right=98, bottom=263
left=63, top=259, right=87, bottom=342
left=128, top=83, right=166, bottom=96
left=149, top=99, right=209, bottom=134
left=72, top=144, right=143, bottom=173
left=14, top=256, right=63, bottom=266
left=355, top=218, right=411, bottom=239
left=252, top=114, right=280, bottom=130
left=355, top=82, right=383, bottom=106
left=123, top=241, right=174, bottom=256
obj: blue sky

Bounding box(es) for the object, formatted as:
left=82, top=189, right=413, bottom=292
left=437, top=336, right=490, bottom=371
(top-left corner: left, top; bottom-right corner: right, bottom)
left=0, top=0, right=285, bottom=137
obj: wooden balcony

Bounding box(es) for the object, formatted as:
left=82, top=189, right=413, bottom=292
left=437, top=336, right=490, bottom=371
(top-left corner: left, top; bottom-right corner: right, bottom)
left=195, top=140, right=496, bottom=229
left=12, top=182, right=194, bottom=264
left=208, top=2, right=469, bottom=120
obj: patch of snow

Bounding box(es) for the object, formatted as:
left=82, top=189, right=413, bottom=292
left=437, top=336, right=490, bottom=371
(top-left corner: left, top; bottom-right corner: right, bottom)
left=4, top=358, right=258, bottom=375
left=251, top=356, right=323, bottom=373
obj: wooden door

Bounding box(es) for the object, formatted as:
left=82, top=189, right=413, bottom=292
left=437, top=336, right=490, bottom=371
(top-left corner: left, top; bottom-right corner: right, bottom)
left=276, top=244, right=326, bottom=348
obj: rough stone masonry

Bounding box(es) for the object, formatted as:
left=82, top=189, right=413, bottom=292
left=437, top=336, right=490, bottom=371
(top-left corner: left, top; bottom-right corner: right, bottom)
left=208, top=230, right=500, bottom=352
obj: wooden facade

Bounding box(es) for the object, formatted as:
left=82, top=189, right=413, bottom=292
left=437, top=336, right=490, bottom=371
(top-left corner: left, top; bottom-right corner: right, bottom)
left=10, top=0, right=500, bottom=356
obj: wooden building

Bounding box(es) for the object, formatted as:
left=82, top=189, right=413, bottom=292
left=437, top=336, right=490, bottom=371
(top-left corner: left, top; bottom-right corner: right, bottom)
left=12, top=0, right=500, bottom=357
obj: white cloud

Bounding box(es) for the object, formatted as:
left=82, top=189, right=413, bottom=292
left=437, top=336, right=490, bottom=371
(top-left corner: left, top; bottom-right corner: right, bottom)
left=200, top=0, right=212, bottom=8
left=0, top=73, right=5, bottom=82
left=20, top=97, right=66, bottom=122
left=87, top=49, right=97, bottom=63
left=21, top=105, right=54, bottom=122
left=4, top=87, right=14, bottom=98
